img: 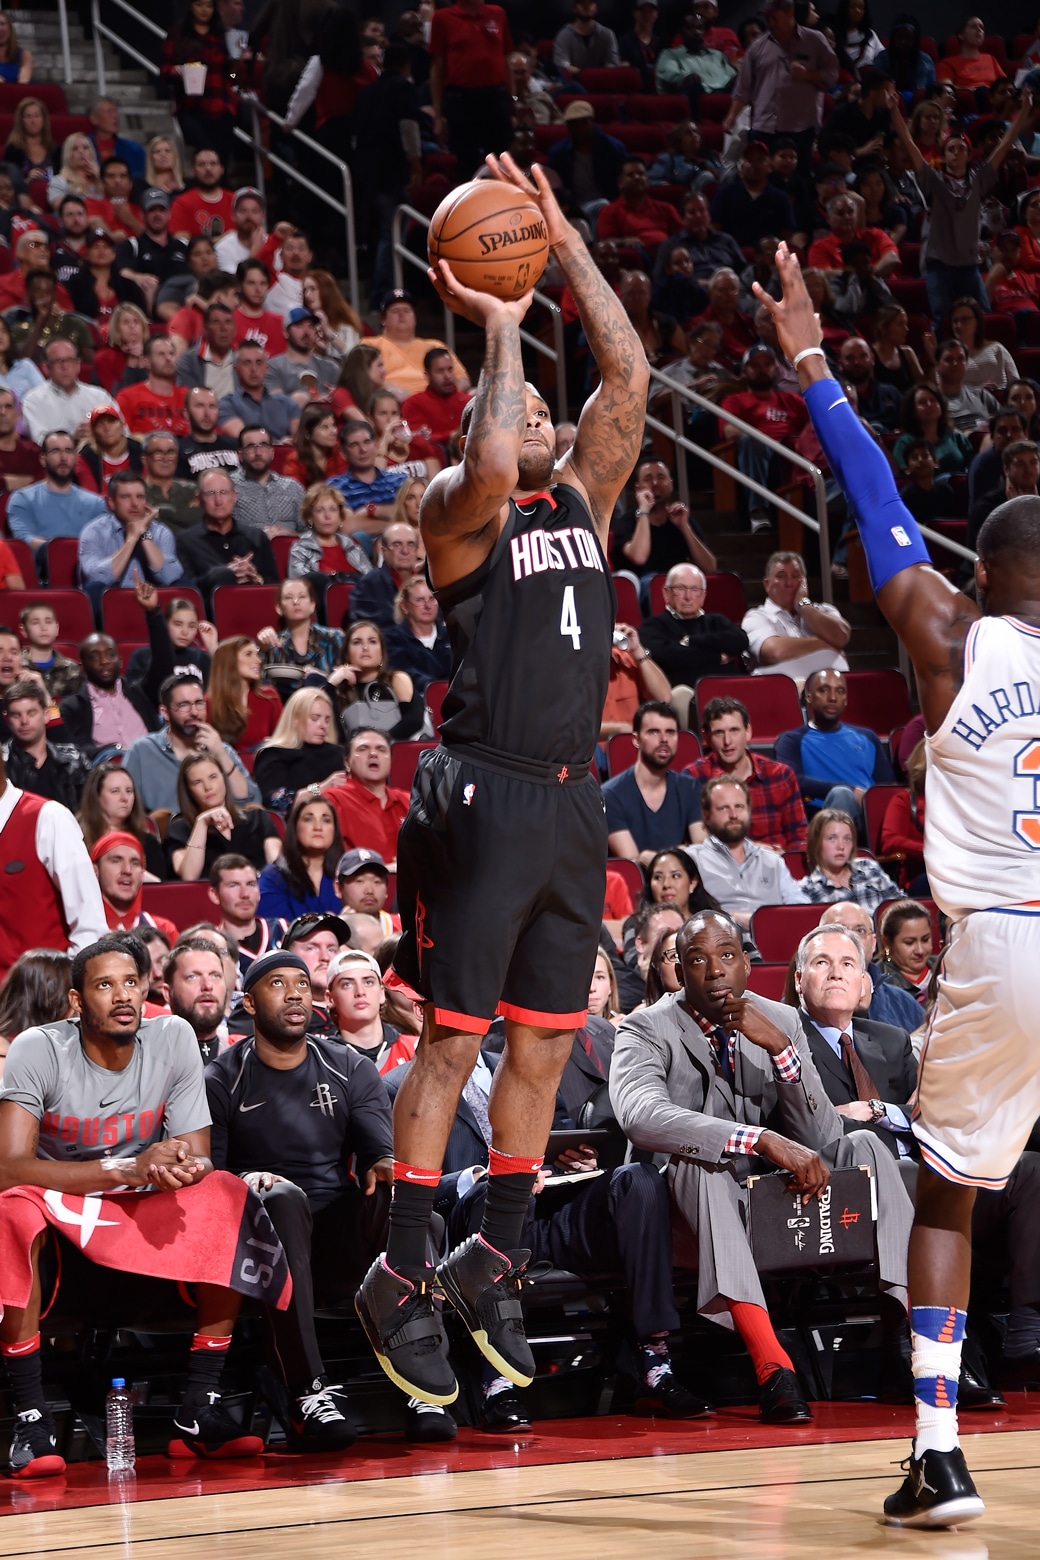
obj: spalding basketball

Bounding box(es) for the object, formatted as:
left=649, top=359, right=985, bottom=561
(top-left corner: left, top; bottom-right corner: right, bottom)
left=428, top=180, right=549, bottom=300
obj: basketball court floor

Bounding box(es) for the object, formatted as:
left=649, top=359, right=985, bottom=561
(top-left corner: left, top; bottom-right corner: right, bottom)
left=3, top=1398, right=1039, bottom=1560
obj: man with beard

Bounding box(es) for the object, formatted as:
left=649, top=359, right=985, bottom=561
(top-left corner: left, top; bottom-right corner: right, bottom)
left=124, top=672, right=260, bottom=814
left=603, top=701, right=701, bottom=865
left=229, top=912, right=350, bottom=1042
left=689, top=775, right=808, bottom=927
left=206, top=949, right=417, bottom=1450
left=175, top=387, right=241, bottom=481
left=7, top=430, right=106, bottom=551
left=164, top=936, right=229, bottom=1064
left=0, top=932, right=269, bottom=1475
left=207, top=853, right=287, bottom=979
left=356, top=155, right=648, bottom=1410
left=90, top=832, right=179, bottom=943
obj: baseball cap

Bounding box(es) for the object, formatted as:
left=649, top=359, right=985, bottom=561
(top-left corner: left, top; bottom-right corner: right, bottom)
left=740, top=344, right=776, bottom=368
left=562, top=99, right=595, bottom=123
left=336, top=847, right=389, bottom=881
left=286, top=306, right=317, bottom=326
left=85, top=225, right=116, bottom=245
left=89, top=403, right=123, bottom=424
left=241, top=949, right=312, bottom=994
left=233, top=185, right=265, bottom=206
left=141, top=187, right=169, bottom=211
left=743, top=139, right=771, bottom=156
left=282, top=912, right=352, bottom=947
left=381, top=287, right=414, bottom=313
left=326, top=947, right=383, bottom=986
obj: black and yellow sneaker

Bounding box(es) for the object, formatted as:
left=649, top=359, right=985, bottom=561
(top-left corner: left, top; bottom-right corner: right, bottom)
left=355, top=1255, right=458, bottom=1406
left=436, top=1235, right=535, bottom=1388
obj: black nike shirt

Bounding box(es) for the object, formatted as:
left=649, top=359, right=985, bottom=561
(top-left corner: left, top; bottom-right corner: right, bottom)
left=205, top=1037, right=393, bottom=1209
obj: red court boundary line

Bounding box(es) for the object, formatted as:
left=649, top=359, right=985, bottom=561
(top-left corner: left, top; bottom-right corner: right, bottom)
left=4, top=1398, right=1040, bottom=1517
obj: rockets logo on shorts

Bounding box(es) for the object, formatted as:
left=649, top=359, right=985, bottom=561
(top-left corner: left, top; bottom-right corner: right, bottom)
left=510, top=525, right=604, bottom=581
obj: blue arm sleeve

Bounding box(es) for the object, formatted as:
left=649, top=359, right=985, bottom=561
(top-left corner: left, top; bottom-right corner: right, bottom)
left=802, top=377, right=933, bottom=592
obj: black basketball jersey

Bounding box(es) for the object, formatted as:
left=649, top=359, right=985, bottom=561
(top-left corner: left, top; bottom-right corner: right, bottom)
left=436, top=484, right=615, bottom=766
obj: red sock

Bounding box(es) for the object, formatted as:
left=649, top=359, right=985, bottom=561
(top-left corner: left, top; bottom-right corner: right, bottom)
left=190, top=1333, right=231, bottom=1352
left=728, top=1301, right=794, bottom=1385
left=392, top=1160, right=440, bottom=1186
left=487, top=1148, right=543, bottom=1177
left=1, top=1333, right=41, bottom=1357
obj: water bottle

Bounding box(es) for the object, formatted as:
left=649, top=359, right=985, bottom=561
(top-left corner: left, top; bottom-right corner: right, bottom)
left=105, top=1378, right=135, bottom=1473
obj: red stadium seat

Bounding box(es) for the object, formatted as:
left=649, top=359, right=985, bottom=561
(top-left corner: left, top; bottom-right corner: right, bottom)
left=745, top=964, right=789, bottom=1001
left=606, top=729, right=700, bottom=775
left=1020, top=313, right=1040, bottom=347
left=0, top=83, right=67, bottom=112
left=784, top=850, right=806, bottom=880
left=425, top=678, right=449, bottom=729
left=648, top=572, right=666, bottom=614
left=842, top=669, right=913, bottom=740
left=982, top=314, right=1017, bottom=351
left=101, top=586, right=204, bottom=642
left=1014, top=348, right=1040, bottom=380
left=141, top=882, right=216, bottom=931
left=919, top=36, right=938, bottom=62
left=533, top=124, right=568, bottom=153
left=626, top=94, right=689, bottom=122
left=889, top=277, right=929, bottom=315
left=695, top=675, right=803, bottom=748
left=578, top=66, right=642, bottom=92
left=390, top=739, right=437, bottom=791
left=607, top=856, right=644, bottom=902
left=270, top=534, right=294, bottom=580
left=325, top=580, right=355, bottom=629
left=1013, top=34, right=1035, bottom=59
left=704, top=571, right=747, bottom=622
left=863, top=784, right=903, bottom=858
left=699, top=93, right=732, bottom=122
left=43, top=536, right=79, bottom=588
left=750, top=904, right=824, bottom=962
left=606, top=122, right=668, bottom=153
left=5, top=538, right=38, bottom=586
left=0, top=112, right=90, bottom=147
left=611, top=573, right=640, bottom=624
left=0, top=588, right=94, bottom=642
left=897, top=241, right=920, bottom=276
left=212, top=584, right=279, bottom=639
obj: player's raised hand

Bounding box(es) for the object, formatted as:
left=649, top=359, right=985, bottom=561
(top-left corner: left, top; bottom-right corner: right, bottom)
left=485, top=153, right=571, bottom=248
left=426, top=258, right=533, bottom=327
left=752, top=242, right=824, bottom=369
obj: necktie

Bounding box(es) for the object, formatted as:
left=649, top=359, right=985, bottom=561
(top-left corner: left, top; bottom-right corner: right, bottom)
left=712, top=1025, right=735, bottom=1086
left=462, top=1076, right=492, bottom=1145
left=578, top=1028, right=604, bottom=1076
left=839, top=1031, right=881, bottom=1102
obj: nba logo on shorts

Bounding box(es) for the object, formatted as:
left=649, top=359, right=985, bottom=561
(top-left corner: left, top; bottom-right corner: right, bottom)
left=463, top=783, right=476, bottom=806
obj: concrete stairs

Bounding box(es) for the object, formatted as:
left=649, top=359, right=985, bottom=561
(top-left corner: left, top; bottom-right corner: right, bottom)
left=15, top=7, right=175, bottom=146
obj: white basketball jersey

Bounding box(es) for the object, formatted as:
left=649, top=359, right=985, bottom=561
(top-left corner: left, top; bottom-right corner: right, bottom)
left=926, top=615, right=1040, bottom=918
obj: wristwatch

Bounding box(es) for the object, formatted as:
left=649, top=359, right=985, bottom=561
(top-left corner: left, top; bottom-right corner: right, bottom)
left=796, top=596, right=812, bottom=610
left=868, top=1098, right=886, bottom=1123
left=366, top=501, right=377, bottom=518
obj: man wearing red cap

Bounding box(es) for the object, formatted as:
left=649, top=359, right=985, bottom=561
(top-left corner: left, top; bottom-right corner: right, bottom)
left=89, top=831, right=179, bottom=943
left=0, top=745, right=107, bottom=986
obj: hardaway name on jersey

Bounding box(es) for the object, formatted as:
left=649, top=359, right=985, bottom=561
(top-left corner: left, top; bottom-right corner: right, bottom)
left=925, top=615, right=1040, bottom=917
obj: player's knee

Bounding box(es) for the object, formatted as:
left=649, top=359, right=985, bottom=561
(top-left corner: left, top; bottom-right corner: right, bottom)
left=418, top=1024, right=484, bottom=1076
left=915, top=1163, right=977, bottom=1227
left=502, top=1027, right=574, bottom=1084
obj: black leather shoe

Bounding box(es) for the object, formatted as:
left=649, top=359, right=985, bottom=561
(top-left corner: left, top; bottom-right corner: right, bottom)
left=639, top=1373, right=715, bottom=1419
left=482, top=1392, right=532, bottom=1433
left=960, top=1358, right=1006, bottom=1410
left=999, top=1349, right=1040, bottom=1391
left=884, top=1445, right=984, bottom=1528
left=404, top=1399, right=458, bottom=1442
left=758, top=1366, right=812, bottom=1424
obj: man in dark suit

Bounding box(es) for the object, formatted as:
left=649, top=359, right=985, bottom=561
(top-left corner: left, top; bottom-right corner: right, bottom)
left=388, top=1018, right=709, bottom=1429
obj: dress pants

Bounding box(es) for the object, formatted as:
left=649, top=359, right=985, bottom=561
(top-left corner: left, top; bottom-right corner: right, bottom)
left=972, top=1150, right=1040, bottom=1309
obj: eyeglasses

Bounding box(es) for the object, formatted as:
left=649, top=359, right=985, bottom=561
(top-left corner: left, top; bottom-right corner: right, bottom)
left=661, top=949, right=681, bottom=964
left=242, top=439, right=271, bottom=450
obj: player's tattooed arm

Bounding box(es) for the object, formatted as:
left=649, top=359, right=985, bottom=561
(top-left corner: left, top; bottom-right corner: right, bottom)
left=553, top=230, right=649, bottom=536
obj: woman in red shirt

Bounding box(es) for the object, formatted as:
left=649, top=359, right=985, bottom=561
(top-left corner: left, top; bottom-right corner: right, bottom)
left=93, top=302, right=150, bottom=395
left=287, top=485, right=371, bottom=583
left=880, top=739, right=927, bottom=891
left=207, top=636, right=282, bottom=755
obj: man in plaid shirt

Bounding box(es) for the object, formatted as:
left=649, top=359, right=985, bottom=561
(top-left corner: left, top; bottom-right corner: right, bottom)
left=685, top=695, right=807, bottom=851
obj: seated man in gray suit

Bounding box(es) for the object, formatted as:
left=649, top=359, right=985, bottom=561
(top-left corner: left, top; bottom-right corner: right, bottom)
left=795, top=921, right=919, bottom=1174
left=610, top=909, right=914, bottom=1424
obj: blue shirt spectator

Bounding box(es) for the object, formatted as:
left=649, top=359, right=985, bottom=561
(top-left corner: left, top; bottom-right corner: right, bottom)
left=78, top=510, right=183, bottom=590
left=603, top=766, right=701, bottom=857
left=7, top=433, right=108, bottom=546
left=217, top=384, right=298, bottom=443
left=775, top=669, right=894, bottom=818
left=257, top=862, right=342, bottom=921
left=328, top=465, right=411, bottom=512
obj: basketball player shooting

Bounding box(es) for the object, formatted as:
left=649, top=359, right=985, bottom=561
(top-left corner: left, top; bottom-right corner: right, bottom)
left=756, top=244, right=1040, bottom=1529
left=355, top=155, right=649, bottom=1407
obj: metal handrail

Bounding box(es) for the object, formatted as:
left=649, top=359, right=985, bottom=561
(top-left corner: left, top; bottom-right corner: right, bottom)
left=54, top=0, right=73, bottom=85
left=391, top=202, right=568, bottom=424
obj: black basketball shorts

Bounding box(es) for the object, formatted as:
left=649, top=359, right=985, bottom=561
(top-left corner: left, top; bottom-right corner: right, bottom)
left=392, top=745, right=608, bottom=1034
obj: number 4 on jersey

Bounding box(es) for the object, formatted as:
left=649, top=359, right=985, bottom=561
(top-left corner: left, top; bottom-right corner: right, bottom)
left=560, top=585, right=582, bottom=650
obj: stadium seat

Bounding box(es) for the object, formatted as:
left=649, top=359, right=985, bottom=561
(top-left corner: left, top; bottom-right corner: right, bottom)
left=43, top=536, right=82, bottom=589
left=1013, top=33, right=1035, bottom=58
left=533, top=124, right=568, bottom=153
left=5, top=538, right=38, bottom=587
left=784, top=850, right=806, bottom=880
left=101, top=586, right=205, bottom=642
left=606, top=728, right=701, bottom=775
left=889, top=277, right=929, bottom=315
left=390, top=739, right=437, bottom=791
left=0, top=83, right=67, bottom=112
left=325, top=580, right=354, bottom=629
left=695, top=675, right=803, bottom=747
left=0, top=587, right=93, bottom=642
left=425, top=678, right=449, bottom=729
left=750, top=903, right=824, bottom=962
left=605, top=122, right=667, bottom=153
left=982, top=314, right=1017, bottom=351
left=626, top=94, right=688, bottom=122
left=270, top=534, right=294, bottom=579
left=704, top=571, right=747, bottom=622
left=648, top=572, right=666, bottom=614
left=578, top=66, right=642, bottom=92
left=612, top=573, right=641, bottom=624
left=745, top=964, right=789, bottom=1001
left=1020, top=313, right=1040, bottom=347
left=1015, top=348, right=1040, bottom=380
left=842, top=669, right=913, bottom=740
left=141, top=881, right=216, bottom=931
left=699, top=93, right=732, bottom=122
left=863, top=783, right=903, bottom=859
left=607, top=856, right=644, bottom=902
left=212, top=584, right=279, bottom=639
left=897, top=242, right=920, bottom=276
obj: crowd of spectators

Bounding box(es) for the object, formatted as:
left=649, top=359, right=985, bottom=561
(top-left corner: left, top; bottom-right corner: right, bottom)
left=0, top=0, right=1036, bottom=1469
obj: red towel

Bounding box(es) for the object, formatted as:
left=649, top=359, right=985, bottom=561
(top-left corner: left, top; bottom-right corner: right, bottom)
left=0, top=1172, right=292, bottom=1316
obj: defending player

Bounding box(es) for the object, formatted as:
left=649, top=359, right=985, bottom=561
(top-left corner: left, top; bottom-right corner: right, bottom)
left=756, top=245, right=1040, bottom=1528
left=355, top=156, right=648, bottom=1405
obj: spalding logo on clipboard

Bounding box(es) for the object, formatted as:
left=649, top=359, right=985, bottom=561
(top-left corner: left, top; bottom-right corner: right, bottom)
left=746, top=1165, right=876, bottom=1273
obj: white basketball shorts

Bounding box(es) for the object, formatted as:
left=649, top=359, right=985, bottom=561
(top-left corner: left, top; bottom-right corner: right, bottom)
left=913, top=906, right=1040, bottom=1189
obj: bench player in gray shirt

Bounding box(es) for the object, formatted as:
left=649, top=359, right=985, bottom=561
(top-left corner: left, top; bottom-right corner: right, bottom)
left=0, top=931, right=263, bottom=1477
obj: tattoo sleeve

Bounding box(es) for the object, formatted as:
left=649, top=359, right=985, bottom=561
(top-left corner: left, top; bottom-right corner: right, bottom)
left=422, top=314, right=526, bottom=538
left=554, top=232, right=649, bottom=520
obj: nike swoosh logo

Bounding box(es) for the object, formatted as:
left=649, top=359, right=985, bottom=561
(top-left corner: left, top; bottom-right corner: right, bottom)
left=239, top=1102, right=264, bottom=1112
left=403, top=1170, right=434, bottom=1180
left=177, top=1419, right=200, bottom=1436
left=100, top=1100, right=118, bottom=1110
